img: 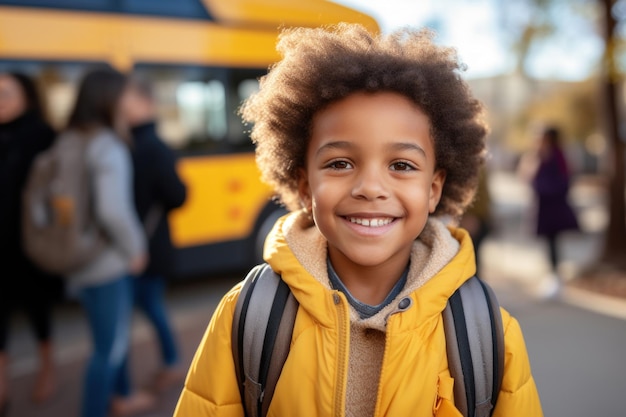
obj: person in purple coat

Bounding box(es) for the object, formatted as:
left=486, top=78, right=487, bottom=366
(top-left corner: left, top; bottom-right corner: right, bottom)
left=529, top=126, right=579, bottom=276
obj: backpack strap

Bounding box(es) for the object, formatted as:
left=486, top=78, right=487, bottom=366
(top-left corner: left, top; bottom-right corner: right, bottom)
left=442, top=276, right=505, bottom=417
left=232, top=263, right=298, bottom=417
left=232, top=268, right=504, bottom=417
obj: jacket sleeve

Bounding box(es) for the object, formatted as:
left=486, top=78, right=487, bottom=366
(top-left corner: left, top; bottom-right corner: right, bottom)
left=492, top=308, right=544, bottom=417
left=174, top=283, right=245, bottom=417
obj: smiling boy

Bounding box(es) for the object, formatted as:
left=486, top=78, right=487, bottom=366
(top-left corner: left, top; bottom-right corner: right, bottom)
left=174, top=24, right=543, bottom=417
left=301, top=92, right=445, bottom=306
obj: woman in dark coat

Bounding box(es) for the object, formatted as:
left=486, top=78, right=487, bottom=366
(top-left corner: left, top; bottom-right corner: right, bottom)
left=0, top=72, right=60, bottom=413
left=529, top=126, right=579, bottom=273
left=120, top=76, right=187, bottom=393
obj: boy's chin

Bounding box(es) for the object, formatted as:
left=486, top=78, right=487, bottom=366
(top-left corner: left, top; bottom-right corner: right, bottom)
left=331, top=246, right=411, bottom=269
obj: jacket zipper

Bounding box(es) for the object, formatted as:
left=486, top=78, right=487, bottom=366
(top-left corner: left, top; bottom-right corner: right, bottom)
left=373, top=315, right=394, bottom=417
left=333, top=292, right=349, bottom=417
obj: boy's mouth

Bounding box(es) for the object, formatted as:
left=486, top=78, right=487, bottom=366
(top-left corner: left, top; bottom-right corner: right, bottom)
left=346, top=216, right=395, bottom=228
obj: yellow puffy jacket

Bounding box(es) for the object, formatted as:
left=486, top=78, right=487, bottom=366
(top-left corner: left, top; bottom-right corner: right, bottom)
left=174, top=213, right=543, bottom=417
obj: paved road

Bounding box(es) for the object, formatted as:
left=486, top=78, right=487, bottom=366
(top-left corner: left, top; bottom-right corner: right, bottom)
left=6, top=171, right=625, bottom=417
left=504, top=295, right=626, bottom=417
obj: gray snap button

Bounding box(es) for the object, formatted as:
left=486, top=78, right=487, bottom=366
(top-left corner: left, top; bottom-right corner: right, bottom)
left=398, top=297, right=411, bottom=309
left=333, top=293, right=341, bottom=304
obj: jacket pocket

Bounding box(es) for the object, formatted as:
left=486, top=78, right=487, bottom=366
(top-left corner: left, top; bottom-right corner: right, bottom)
left=434, top=373, right=462, bottom=417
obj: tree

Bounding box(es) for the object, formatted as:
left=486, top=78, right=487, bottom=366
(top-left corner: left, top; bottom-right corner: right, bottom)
left=495, top=0, right=595, bottom=80
left=501, top=0, right=626, bottom=270
left=597, top=0, right=626, bottom=269
left=500, top=0, right=556, bottom=78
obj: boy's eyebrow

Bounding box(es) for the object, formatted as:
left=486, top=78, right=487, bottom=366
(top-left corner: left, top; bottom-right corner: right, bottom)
left=390, top=142, right=427, bottom=157
left=315, top=140, right=354, bottom=156
left=315, top=140, right=427, bottom=158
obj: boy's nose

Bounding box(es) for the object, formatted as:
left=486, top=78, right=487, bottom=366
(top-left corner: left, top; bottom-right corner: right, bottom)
left=350, top=168, right=390, bottom=201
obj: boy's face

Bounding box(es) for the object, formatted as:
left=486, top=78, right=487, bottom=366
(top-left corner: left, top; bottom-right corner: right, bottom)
left=298, top=92, right=445, bottom=271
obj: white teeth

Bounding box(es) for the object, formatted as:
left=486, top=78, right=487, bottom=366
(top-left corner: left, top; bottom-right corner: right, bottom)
left=348, top=217, right=393, bottom=227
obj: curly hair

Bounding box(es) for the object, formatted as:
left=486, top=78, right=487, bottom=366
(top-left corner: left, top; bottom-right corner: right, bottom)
left=241, top=23, right=488, bottom=218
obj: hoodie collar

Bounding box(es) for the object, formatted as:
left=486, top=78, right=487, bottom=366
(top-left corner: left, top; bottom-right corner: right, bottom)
left=264, top=210, right=474, bottom=330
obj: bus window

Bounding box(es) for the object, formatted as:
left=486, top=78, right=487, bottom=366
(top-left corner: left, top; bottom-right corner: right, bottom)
left=206, top=80, right=227, bottom=141
left=133, top=65, right=218, bottom=151
left=224, top=68, right=265, bottom=149
left=238, top=79, right=259, bottom=102
left=133, top=65, right=266, bottom=154
left=223, top=78, right=260, bottom=148
left=176, top=81, right=209, bottom=144
left=174, top=79, right=227, bottom=146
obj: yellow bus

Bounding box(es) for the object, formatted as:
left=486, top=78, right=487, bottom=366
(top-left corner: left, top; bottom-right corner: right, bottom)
left=0, top=0, right=379, bottom=278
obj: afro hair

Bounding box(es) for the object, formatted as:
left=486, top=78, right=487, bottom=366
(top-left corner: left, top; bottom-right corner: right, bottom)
left=241, top=23, right=488, bottom=219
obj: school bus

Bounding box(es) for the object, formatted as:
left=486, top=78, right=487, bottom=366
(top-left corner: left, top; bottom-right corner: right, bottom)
left=0, top=0, right=379, bottom=278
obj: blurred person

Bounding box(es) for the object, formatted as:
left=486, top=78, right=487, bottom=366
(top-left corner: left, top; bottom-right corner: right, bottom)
left=0, top=72, right=60, bottom=414
left=119, top=76, right=187, bottom=393
left=519, top=126, right=579, bottom=286
left=459, top=166, right=492, bottom=276
left=63, top=67, right=154, bottom=417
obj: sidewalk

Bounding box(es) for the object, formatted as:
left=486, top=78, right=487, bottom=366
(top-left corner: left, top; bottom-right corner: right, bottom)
left=480, top=170, right=626, bottom=320
left=480, top=232, right=626, bottom=321
left=5, top=276, right=241, bottom=417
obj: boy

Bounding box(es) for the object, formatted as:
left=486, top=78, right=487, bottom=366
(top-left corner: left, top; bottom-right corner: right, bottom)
left=174, top=24, right=543, bottom=417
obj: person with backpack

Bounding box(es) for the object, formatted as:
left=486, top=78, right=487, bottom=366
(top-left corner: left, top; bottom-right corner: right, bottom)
left=174, top=24, right=543, bottom=417
left=0, top=71, right=60, bottom=415
left=119, top=76, right=187, bottom=393
left=54, top=67, right=154, bottom=417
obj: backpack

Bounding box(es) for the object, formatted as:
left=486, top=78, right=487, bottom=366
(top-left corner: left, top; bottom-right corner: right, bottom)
left=21, top=130, right=106, bottom=275
left=232, top=263, right=505, bottom=417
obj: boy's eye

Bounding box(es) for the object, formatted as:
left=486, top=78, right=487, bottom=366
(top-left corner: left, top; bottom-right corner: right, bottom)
left=390, top=161, right=415, bottom=171
left=326, top=160, right=353, bottom=170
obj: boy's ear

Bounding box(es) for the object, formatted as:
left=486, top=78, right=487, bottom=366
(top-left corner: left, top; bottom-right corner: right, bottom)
left=428, top=169, right=446, bottom=214
left=297, top=168, right=312, bottom=211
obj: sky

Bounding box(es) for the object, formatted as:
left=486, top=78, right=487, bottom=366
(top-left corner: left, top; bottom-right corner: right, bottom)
left=333, top=0, right=604, bottom=81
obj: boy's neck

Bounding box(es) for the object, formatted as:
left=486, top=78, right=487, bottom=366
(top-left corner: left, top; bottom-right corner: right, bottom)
left=328, top=246, right=412, bottom=306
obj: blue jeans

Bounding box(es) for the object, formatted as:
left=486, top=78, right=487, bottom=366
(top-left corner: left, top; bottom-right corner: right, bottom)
left=133, top=274, right=179, bottom=366
left=79, top=276, right=133, bottom=417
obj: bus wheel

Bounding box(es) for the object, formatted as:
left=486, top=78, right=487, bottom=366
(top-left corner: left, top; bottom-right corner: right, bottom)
left=253, top=205, right=288, bottom=265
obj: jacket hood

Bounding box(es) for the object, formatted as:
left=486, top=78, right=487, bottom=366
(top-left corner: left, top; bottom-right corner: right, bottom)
left=264, top=210, right=476, bottom=331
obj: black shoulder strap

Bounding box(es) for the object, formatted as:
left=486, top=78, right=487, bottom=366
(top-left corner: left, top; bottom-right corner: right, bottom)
left=231, top=263, right=298, bottom=417
left=442, top=276, right=505, bottom=417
